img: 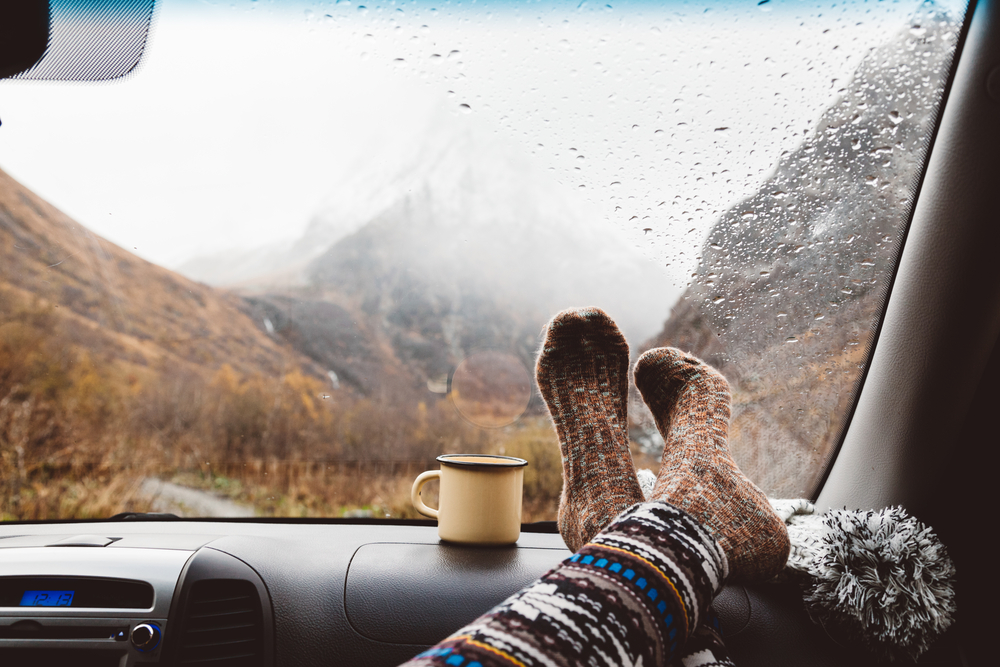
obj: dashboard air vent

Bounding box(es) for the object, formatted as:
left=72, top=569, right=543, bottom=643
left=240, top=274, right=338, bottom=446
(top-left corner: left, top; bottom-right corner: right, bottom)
left=177, top=579, right=262, bottom=667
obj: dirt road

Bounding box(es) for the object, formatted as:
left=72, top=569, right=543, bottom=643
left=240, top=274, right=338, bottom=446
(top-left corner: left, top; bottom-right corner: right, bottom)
left=140, top=478, right=255, bottom=518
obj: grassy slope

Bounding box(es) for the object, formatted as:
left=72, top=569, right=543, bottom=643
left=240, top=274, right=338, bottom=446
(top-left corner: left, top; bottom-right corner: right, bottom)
left=0, top=166, right=311, bottom=378
left=0, top=167, right=564, bottom=520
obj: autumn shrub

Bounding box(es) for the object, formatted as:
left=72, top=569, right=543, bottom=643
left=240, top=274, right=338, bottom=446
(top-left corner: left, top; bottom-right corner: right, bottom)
left=1, top=291, right=567, bottom=520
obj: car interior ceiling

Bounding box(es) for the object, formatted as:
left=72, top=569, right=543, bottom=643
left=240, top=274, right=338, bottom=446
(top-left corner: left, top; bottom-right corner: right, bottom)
left=0, top=1, right=997, bottom=666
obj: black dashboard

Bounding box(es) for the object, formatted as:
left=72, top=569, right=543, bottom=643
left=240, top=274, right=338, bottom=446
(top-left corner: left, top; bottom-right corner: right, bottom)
left=0, top=520, right=963, bottom=667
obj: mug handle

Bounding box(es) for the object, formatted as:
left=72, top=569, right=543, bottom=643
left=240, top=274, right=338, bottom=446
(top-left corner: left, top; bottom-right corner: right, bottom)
left=410, top=470, right=441, bottom=519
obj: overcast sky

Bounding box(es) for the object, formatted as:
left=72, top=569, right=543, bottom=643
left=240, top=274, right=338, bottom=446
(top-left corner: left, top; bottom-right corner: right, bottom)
left=0, top=0, right=963, bottom=289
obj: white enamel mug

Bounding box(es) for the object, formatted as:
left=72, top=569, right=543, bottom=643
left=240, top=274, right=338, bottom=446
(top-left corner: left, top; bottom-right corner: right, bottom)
left=411, top=454, right=528, bottom=545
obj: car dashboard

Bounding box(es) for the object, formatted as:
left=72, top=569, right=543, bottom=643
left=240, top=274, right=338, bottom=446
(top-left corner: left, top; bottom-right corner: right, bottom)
left=0, top=519, right=962, bottom=667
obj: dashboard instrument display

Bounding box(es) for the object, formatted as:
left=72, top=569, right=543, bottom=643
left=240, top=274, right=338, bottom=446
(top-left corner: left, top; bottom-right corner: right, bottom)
left=19, top=590, right=74, bottom=607
left=0, top=578, right=152, bottom=609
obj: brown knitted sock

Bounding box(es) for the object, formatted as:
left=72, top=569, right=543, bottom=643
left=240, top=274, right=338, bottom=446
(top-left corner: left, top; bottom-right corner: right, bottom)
left=634, top=347, right=789, bottom=582
left=536, top=307, right=644, bottom=552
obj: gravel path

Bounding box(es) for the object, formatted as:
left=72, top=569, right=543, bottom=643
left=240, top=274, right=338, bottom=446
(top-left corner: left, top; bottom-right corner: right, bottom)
left=139, top=478, right=255, bottom=518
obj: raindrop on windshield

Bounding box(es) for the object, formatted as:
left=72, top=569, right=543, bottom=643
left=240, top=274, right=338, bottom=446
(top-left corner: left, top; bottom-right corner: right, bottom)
left=451, top=352, right=532, bottom=428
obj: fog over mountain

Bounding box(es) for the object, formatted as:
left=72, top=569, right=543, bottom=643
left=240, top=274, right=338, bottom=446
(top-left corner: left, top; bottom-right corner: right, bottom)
left=180, top=112, right=673, bottom=398
left=179, top=115, right=672, bottom=344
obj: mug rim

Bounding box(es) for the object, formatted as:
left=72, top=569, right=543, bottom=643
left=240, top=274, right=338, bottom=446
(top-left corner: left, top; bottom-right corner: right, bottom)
left=436, top=454, right=528, bottom=468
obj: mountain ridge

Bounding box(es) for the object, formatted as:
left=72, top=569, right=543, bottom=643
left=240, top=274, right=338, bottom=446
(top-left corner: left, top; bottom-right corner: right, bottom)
left=640, top=2, right=960, bottom=497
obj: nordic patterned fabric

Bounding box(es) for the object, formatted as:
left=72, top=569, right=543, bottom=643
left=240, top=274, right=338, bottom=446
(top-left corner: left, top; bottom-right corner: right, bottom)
left=401, top=501, right=728, bottom=667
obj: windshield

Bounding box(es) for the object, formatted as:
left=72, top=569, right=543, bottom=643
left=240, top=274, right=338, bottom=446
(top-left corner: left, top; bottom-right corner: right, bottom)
left=0, top=0, right=968, bottom=520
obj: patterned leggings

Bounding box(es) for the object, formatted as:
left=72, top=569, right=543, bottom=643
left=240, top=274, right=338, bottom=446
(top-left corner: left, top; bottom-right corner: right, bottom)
left=400, top=501, right=730, bottom=667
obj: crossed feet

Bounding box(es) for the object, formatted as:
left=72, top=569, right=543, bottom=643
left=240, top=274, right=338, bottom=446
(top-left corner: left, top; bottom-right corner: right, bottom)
left=536, top=307, right=789, bottom=583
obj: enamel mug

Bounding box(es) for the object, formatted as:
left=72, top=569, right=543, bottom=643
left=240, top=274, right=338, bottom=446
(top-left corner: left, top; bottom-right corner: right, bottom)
left=411, top=454, right=528, bottom=544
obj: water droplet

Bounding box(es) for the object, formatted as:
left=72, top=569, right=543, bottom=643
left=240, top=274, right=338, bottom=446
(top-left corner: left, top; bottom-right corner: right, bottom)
left=713, top=296, right=725, bottom=305
left=459, top=103, right=472, bottom=114
left=888, top=110, right=903, bottom=125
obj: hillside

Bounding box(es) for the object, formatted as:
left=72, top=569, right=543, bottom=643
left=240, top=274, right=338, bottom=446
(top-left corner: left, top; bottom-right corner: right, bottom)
left=0, top=166, right=563, bottom=520
left=642, top=2, right=961, bottom=497
left=0, top=167, right=316, bottom=379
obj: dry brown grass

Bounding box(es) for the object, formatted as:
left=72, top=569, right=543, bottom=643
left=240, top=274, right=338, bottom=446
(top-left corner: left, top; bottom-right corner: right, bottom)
left=0, top=287, right=568, bottom=521
left=164, top=417, right=565, bottom=522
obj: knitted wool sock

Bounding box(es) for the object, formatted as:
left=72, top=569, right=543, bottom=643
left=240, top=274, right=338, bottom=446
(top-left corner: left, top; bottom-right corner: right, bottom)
left=401, top=501, right=728, bottom=667
left=536, top=307, right=645, bottom=552
left=634, top=347, right=789, bottom=582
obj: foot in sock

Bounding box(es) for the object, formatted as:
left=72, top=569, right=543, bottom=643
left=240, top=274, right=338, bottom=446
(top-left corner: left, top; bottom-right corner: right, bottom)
left=634, top=347, right=789, bottom=582
left=536, top=307, right=645, bottom=552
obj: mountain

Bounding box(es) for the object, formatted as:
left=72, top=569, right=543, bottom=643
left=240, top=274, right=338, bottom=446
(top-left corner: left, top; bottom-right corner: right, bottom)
left=641, top=2, right=961, bottom=497
left=0, top=165, right=506, bottom=519
left=211, top=116, right=672, bottom=400
left=0, top=167, right=317, bottom=380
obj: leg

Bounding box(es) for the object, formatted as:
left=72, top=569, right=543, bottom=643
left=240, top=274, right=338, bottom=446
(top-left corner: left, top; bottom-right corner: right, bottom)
left=401, top=500, right=726, bottom=667
left=534, top=309, right=734, bottom=666
left=634, top=348, right=789, bottom=582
